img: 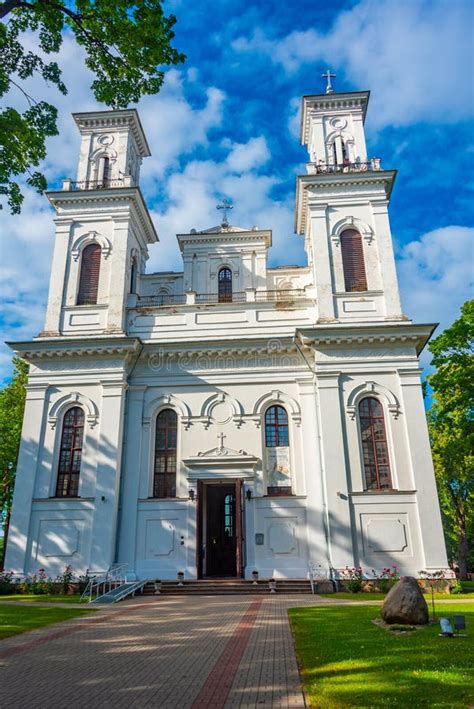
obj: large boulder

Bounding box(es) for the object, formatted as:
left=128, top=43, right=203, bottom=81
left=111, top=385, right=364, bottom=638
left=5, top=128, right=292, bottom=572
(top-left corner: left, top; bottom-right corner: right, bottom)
left=381, top=576, right=429, bottom=625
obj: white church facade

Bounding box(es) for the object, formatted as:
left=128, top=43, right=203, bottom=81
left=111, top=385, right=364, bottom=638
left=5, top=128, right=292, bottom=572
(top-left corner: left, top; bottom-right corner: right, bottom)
left=5, top=86, right=449, bottom=582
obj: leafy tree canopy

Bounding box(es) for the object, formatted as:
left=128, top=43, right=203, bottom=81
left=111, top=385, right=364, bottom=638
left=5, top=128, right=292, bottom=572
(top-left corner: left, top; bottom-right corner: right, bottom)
left=427, top=300, right=474, bottom=577
left=0, top=0, right=185, bottom=213
left=0, top=356, right=28, bottom=525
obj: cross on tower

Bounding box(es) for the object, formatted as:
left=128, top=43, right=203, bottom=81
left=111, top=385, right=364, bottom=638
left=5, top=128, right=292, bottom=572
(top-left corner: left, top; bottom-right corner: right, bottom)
left=217, top=198, right=233, bottom=227
left=217, top=432, right=226, bottom=451
left=321, top=69, right=336, bottom=95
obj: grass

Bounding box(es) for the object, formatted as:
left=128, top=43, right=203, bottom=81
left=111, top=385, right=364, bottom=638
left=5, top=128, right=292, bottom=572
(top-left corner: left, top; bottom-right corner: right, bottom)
left=319, top=592, right=474, bottom=600
left=0, top=604, right=97, bottom=640
left=289, top=602, right=474, bottom=707
left=0, top=594, right=85, bottom=603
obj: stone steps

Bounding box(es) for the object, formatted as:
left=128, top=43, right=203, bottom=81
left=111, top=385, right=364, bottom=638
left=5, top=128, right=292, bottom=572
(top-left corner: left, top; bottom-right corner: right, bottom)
left=143, top=579, right=315, bottom=595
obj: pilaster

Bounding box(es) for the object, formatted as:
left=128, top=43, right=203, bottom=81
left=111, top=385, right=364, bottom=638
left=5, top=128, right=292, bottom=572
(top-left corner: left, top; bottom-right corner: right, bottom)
left=42, top=219, right=73, bottom=335
left=309, top=205, right=335, bottom=321
left=4, top=383, right=48, bottom=573
left=371, top=200, right=403, bottom=318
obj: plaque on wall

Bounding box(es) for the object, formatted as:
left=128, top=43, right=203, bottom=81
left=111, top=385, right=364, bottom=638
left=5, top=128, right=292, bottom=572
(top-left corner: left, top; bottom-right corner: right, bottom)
left=266, top=447, right=291, bottom=487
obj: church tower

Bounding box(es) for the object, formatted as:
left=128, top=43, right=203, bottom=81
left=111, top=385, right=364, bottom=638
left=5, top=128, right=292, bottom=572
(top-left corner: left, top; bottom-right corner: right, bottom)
left=42, top=109, right=158, bottom=338
left=295, top=89, right=403, bottom=323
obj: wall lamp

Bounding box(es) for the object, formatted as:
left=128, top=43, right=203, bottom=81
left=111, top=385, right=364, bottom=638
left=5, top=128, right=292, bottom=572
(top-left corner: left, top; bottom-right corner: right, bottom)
left=246, top=488, right=253, bottom=501
left=188, top=489, right=196, bottom=502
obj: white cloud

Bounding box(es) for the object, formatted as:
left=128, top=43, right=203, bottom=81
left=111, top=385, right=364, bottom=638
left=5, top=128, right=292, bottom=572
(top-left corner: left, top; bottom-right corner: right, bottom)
left=397, top=226, right=473, bottom=364
left=226, top=137, right=270, bottom=173
left=232, top=0, right=474, bottom=127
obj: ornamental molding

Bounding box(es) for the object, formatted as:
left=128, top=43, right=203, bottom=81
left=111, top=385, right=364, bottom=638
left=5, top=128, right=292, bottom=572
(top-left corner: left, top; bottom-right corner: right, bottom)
left=143, top=394, right=192, bottom=430
left=71, top=231, right=112, bottom=260
left=330, top=216, right=374, bottom=245
left=197, top=392, right=244, bottom=428
left=346, top=381, right=400, bottom=420
left=48, top=391, right=99, bottom=429
left=251, top=389, right=302, bottom=427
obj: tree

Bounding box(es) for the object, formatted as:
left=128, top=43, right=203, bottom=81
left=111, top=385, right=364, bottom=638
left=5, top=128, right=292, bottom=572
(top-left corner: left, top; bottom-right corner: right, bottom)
left=427, top=300, right=474, bottom=579
left=0, top=0, right=185, bottom=213
left=0, top=356, right=28, bottom=559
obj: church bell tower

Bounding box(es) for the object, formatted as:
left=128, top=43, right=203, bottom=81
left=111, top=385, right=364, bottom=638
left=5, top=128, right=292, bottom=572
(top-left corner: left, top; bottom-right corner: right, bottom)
left=295, top=85, right=404, bottom=323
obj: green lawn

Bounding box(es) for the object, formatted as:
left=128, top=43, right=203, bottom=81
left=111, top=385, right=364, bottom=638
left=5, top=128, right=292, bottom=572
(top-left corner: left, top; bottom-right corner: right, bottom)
left=0, top=594, right=85, bottom=603
left=289, top=603, right=474, bottom=707
left=319, top=592, right=474, bottom=600
left=0, top=604, right=97, bottom=640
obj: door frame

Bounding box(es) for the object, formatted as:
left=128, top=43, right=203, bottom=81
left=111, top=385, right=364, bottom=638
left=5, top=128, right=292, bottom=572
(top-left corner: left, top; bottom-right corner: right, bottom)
left=196, top=480, right=244, bottom=579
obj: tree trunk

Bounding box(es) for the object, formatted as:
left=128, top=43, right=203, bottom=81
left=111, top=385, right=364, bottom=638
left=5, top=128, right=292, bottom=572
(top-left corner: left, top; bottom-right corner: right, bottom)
left=457, top=516, right=469, bottom=580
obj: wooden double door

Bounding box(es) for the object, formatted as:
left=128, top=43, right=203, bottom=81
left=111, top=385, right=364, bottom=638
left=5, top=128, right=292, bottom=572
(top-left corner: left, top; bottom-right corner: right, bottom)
left=197, top=481, right=244, bottom=578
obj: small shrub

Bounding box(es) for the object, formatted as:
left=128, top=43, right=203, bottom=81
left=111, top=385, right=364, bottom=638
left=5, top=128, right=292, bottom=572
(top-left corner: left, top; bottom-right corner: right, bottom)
left=341, top=567, right=364, bottom=593
left=372, top=565, right=400, bottom=593
left=0, top=571, right=15, bottom=595
left=60, top=565, right=74, bottom=594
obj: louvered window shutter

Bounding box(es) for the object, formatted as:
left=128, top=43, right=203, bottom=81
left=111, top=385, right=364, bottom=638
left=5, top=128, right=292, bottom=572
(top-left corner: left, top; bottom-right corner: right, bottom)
left=77, top=244, right=101, bottom=305
left=340, top=229, right=368, bottom=292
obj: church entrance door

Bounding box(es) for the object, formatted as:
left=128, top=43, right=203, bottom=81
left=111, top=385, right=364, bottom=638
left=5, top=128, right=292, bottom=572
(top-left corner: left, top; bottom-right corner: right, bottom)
left=198, top=481, right=243, bottom=578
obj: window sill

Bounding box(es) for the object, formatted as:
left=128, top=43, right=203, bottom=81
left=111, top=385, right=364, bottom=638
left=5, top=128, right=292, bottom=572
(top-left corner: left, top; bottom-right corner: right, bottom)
left=350, top=490, right=417, bottom=496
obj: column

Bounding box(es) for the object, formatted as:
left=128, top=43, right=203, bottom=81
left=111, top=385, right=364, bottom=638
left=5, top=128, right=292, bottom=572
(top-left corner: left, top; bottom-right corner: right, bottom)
left=316, top=371, right=354, bottom=569
left=106, top=217, right=129, bottom=333
left=42, top=219, right=73, bottom=336
left=116, top=385, right=146, bottom=572
left=4, top=383, right=48, bottom=573
left=89, top=380, right=127, bottom=572
left=371, top=200, right=403, bottom=319
left=398, top=368, right=449, bottom=569
left=309, top=204, right=335, bottom=321
left=297, top=379, right=329, bottom=565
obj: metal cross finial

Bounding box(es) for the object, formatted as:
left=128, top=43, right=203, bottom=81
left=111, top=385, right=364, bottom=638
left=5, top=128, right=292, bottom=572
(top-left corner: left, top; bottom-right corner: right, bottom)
left=217, top=198, right=233, bottom=227
left=217, top=432, right=226, bottom=452
left=321, top=69, right=336, bottom=94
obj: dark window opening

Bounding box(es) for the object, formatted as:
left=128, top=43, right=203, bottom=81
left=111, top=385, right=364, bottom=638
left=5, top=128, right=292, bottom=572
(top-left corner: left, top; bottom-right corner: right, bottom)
left=154, top=409, right=177, bottom=498
left=359, top=396, right=393, bottom=491
left=340, top=229, right=368, bottom=292
left=77, top=244, right=101, bottom=305
left=56, top=407, right=84, bottom=497
left=218, top=267, right=232, bottom=303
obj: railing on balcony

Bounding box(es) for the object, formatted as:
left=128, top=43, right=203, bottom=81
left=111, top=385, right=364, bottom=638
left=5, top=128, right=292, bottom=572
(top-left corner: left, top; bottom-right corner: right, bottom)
left=195, top=292, right=247, bottom=304
left=306, top=158, right=382, bottom=175
left=137, top=294, right=187, bottom=307
left=135, top=289, right=308, bottom=308
left=255, top=289, right=305, bottom=302
left=62, top=177, right=132, bottom=191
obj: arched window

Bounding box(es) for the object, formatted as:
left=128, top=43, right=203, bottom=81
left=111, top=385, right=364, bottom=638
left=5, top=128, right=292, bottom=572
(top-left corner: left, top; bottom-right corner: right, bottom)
left=332, top=136, right=349, bottom=165
left=130, top=257, right=138, bottom=294
left=218, top=267, right=232, bottom=303
left=154, top=409, right=177, bottom=498
left=56, top=407, right=84, bottom=497
left=359, top=397, right=392, bottom=490
left=340, top=229, right=368, bottom=292
left=98, top=156, right=110, bottom=187
left=265, top=405, right=289, bottom=447
left=77, top=244, right=101, bottom=305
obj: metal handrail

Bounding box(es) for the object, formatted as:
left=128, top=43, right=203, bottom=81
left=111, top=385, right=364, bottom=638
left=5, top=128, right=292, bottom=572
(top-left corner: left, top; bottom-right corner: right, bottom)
left=81, top=563, right=129, bottom=603
left=308, top=561, right=330, bottom=595
left=138, top=294, right=187, bottom=306
left=70, top=179, right=126, bottom=190
left=195, top=292, right=247, bottom=304
left=307, top=158, right=382, bottom=174
left=135, top=289, right=307, bottom=308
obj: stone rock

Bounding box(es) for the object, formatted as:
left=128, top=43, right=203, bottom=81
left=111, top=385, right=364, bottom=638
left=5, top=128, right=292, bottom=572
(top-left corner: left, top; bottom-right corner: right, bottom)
left=381, top=576, right=429, bottom=625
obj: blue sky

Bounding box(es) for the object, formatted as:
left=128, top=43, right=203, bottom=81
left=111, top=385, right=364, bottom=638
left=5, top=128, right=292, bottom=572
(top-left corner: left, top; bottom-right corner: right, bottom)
left=0, top=0, right=473, bottom=380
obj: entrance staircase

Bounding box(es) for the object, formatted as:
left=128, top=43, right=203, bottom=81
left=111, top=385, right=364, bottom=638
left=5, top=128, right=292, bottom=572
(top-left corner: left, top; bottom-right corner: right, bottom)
left=143, top=579, right=314, bottom=595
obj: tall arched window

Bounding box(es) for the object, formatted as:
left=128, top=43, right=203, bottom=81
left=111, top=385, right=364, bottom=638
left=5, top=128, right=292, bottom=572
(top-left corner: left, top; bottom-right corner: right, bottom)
left=265, top=405, right=289, bottom=447
left=340, top=229, right=368, bottom=292
left=265, top=405, right=291, bottom=496
left=98, top=156, right=110, bottom=187
left=130, top=257, right=138, bottom=294
left=218, top=267, right=232, bottom=303
left=154, top=409, right=177, bottom=498
left=359, top=397, right=392, bottom=490
left=56, top=407, right=84, bottom=497
left=77, top=244, right=101, bottom=305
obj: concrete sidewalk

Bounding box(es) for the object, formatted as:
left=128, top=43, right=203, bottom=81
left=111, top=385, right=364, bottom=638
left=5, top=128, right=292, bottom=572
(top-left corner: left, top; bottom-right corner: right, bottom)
left=0, top=594, right=318, bottom=708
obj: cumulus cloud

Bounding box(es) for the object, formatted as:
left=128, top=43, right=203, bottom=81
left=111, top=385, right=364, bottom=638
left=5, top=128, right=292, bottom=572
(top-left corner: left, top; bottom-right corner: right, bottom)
left=397, top=226, right=473, bottom=363
left=232, top=0, right=474, bottom=128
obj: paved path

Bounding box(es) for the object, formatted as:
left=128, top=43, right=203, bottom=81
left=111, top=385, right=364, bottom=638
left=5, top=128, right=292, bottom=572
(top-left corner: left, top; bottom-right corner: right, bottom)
left=0, top=594, right=320, bottom=708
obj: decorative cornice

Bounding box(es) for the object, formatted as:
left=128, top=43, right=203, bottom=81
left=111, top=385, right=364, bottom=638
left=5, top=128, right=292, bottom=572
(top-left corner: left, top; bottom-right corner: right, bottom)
left=7, top=336, right=142, bottom=362
left=46, top=186, right=158, bottom=245
left=177, top=229, right=272, bottom=252
left=73, top=109, right=151, bottom=157
left=295, top=170, right=397, bottom=235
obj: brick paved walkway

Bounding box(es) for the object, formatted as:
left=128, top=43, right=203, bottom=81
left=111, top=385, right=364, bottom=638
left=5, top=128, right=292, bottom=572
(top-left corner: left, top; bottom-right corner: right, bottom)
left=0, top=594, right=323, bottom=708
